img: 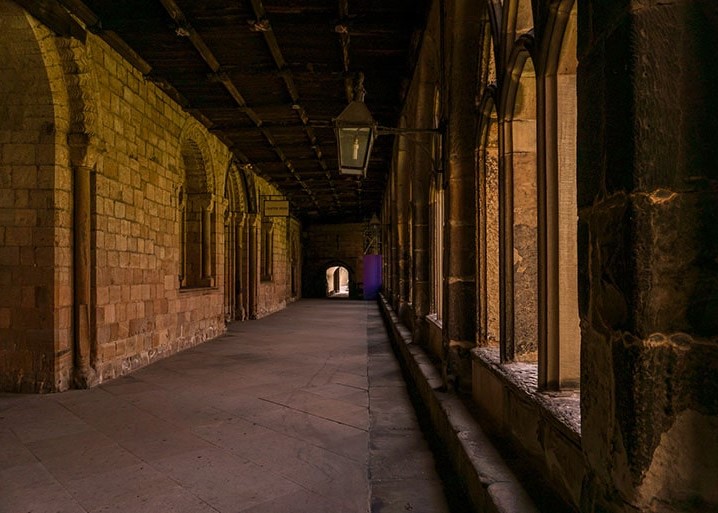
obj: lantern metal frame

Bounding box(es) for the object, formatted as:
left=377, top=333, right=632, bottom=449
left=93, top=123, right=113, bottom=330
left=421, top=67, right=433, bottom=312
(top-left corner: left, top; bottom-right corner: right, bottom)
left=334, top=72, right=443, bottom=178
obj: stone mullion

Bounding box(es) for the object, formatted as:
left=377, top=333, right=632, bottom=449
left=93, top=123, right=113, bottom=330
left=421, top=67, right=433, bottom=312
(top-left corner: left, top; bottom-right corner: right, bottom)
left=498, top=117, right=515, bottom=363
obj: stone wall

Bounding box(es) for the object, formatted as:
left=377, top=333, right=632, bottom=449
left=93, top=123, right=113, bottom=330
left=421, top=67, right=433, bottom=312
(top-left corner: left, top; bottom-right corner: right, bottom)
left=578, top=1, right=718, bottom=511
left=254, top=180, right=301, bottom=318
left=302, top=223, right=365, bottom=298
left=0, top=3, right=299, bottom=392
left=0, top=5, right=70, bottom=392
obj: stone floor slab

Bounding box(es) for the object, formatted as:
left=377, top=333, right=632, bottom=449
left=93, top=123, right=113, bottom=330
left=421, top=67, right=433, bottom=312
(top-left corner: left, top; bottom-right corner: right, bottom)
left=0, top=300, right=455, bottom=513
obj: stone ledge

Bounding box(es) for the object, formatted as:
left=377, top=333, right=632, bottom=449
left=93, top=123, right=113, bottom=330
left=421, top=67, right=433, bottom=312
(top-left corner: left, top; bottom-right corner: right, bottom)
left=471, top=347, right=581, bottom=440
left=378, top=294, right=539, bottom=513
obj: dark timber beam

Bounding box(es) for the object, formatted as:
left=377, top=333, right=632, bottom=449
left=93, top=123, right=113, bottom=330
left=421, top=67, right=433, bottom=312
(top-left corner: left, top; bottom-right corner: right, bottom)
left=157, top=0, right=320, bottom=210
left=12, top=0, right=86, bottom=41
left=26, top=0, right=162, bottom=85
left=248, top=0, right=341, bottom=210
left=337, top=0, right=354, bottom=104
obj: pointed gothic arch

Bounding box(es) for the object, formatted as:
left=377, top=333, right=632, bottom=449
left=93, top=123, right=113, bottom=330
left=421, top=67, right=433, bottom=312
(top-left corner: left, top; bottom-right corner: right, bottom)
left=499, top=38, right=538, bottom=363
left=477, top=88, right=501, bottom=348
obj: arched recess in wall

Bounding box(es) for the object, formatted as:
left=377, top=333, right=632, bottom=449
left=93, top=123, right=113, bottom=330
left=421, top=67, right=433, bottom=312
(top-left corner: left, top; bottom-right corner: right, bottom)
left=500, top=39, right=538, bottom=363
left=223, top=161, right=249, bottom=322
left=537, top=0, right=579, bottom=389
left=179, top=127, right=216, bottom=289
left=0, top=1, right=65, bottom=391
left=475, top=3, right=500, bottom=348
left=477, top=89, right=501, bottom=348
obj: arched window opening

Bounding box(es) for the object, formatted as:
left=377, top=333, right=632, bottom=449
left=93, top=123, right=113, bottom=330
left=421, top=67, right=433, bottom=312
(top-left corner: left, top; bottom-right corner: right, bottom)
left=180, top=139, right=215, bottom=289
left=478, top=98, right=500, bottom=347
left=504, top=54, right=538, bottom=363
left=326, top=266, right=349, bottom=298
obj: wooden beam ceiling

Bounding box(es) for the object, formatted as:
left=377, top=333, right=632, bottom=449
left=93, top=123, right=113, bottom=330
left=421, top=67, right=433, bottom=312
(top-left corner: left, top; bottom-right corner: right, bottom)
left=45, top=0, right=428, bottom=222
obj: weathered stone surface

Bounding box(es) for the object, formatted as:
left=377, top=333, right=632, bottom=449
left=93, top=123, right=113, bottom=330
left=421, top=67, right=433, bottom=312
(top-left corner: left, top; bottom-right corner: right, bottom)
left=579, top=1, right=718, bottom=511
left=0, top=1, right=297, bottom=392
left=301, top=222, right=365, bottom=298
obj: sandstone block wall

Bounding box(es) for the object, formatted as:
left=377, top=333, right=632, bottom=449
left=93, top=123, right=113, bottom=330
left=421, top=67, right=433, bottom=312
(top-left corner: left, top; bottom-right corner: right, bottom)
left=254, top=180, right=301, bottom=318
left=0, top=3, right=299, bottom=392
left=302, top=223, right=365, bottom=298
left=0, top=6, right=72, bottom=392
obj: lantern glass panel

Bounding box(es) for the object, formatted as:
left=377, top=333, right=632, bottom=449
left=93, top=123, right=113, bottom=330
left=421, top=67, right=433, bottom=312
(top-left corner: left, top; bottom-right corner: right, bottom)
left=338, top=126, right=372, bottom=172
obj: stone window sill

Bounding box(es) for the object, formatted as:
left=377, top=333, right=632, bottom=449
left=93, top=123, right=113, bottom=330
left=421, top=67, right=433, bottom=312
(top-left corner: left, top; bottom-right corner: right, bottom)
left=179, top=286, right=217, bottom=294
left=426, top=313, right=443, bottom=329
left=472, top=346, right=581, bottom=441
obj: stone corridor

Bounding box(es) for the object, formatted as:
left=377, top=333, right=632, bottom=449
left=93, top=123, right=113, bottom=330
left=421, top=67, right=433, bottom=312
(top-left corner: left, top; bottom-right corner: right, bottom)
left=0, top=300, right=454, bottom=513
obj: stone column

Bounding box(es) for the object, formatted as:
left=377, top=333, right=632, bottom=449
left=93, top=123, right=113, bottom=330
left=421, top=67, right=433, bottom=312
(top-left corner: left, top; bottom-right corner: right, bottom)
left=201, top=198, right=214, bottom=285
left=179, top=188, right=187, bottom=287
left=223, top=210, right=235, bottom=321
left=578, top=1, right=718, bottom=510
left=72, top=163, right=96, bottom=388
left=442, top=0, right=480, bottom=391
left=246, top=214, right=259, bottom=319
left=68, top=130, right=98, bottom=389
left=236, top=213, right=246, bottom=320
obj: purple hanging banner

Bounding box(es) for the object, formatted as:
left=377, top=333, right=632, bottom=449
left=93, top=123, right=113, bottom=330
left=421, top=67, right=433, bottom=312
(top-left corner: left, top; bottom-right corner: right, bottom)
left=363, top=254, right=382, bottom=300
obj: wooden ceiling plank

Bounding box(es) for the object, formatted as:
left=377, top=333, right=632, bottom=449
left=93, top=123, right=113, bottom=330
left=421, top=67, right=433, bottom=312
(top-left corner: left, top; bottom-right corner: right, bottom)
left=13, top=0, right=86, bottom=41
left=156, top=0, right=320, bottom=212
left=248, top=0, right=342, bottom=210
left=337, top=0, right=354, bottom=104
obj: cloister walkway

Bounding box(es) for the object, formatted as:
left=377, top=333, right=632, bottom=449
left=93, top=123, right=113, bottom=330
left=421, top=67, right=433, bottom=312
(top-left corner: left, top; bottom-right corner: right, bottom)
left=0, top=300, right=456, bottom=513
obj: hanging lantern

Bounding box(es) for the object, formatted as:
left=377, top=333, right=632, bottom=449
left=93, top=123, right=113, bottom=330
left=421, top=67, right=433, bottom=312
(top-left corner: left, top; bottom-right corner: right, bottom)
left=334, top=99, right=376, bottom=177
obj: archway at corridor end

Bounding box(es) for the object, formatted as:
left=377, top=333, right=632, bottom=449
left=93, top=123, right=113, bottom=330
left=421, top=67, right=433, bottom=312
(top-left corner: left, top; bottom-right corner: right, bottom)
left=326, top=266, right=350, bottom=298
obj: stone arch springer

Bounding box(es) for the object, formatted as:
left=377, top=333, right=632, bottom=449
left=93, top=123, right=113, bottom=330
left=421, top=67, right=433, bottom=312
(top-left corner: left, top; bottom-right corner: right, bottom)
left=179, top=120, right=216, bottom=195
left=223, top=159, right=249, bottom=216
left=498, top=34, right=536, bottom=122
